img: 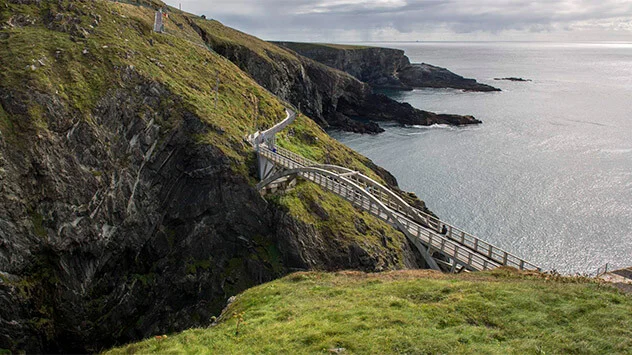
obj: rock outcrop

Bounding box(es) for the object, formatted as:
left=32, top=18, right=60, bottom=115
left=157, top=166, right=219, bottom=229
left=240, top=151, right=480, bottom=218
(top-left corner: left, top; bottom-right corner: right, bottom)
left=345, top=93, right=482, bottom=126
left=274, top=42, right=500, bottom=92
left=494, top=77, right=531, bottom=82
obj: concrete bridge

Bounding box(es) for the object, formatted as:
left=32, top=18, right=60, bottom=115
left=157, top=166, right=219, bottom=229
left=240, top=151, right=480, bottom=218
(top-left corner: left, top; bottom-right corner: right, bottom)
left=250, top=109, right=541, bottom=273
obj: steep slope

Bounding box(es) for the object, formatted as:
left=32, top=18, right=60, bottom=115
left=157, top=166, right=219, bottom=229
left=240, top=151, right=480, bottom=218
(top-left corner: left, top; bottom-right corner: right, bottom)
left=0, top=1, right=427, bottom=352
left=107, top=269, right=632, bottom=354
left=184, top=19, right=481, bottom=133
left=274, top=42, right=500, bottom=92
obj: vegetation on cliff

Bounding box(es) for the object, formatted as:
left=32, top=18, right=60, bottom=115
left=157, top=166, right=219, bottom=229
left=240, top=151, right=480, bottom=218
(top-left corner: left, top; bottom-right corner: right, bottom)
left=0, top=0, right=286, bottom=158
left=0, top=0, right=427, bottom=352
left=106, top=269, right=632, bottom=354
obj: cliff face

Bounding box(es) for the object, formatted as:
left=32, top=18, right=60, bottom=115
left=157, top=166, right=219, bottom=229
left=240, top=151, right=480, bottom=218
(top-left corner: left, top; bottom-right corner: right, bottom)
left=0, top=71, right=280, bottom=352
left=272, top=43, right=409, bottom=90
left=0, top=1, right=424, bottom=353
left=187, top=21, right=481, bottom=133
left=274, top=42, right=500, bottom=92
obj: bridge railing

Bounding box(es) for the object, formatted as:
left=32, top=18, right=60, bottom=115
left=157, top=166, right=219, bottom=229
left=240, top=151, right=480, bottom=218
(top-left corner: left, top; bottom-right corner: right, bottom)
left=307, top=172, right=500, bottom=271
left=260, top=147, right=501, bottom=271
left=250, top=109, right=296, bottom=146
left=272, top=144, right=540, bottom=271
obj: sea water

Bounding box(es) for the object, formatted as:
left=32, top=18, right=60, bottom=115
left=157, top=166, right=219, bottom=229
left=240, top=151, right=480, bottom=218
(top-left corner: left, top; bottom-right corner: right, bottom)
left=330, top=42, right=632, bottom=274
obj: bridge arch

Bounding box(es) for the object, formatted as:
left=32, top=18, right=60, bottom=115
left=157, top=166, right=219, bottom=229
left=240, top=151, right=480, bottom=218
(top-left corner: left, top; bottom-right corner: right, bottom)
left=257, top=165, right=441, bottom=271
left=311, top=164, right=439, bottom=231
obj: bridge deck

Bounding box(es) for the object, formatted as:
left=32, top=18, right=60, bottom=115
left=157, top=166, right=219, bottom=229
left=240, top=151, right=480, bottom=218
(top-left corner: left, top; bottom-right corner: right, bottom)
left=252, top=108, right=540, bottom=273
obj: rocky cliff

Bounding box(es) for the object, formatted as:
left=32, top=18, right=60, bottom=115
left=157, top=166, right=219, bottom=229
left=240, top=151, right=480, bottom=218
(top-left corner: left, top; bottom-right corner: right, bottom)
left=0, top=1, right=429, bottom=352
left=186, top=22, right=481, bottom=133
left=274, top=42, right=500, bottom=92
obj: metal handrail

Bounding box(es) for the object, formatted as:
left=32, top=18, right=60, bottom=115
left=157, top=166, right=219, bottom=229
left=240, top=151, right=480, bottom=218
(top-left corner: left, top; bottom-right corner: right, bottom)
left=259, top=147, right=505, bottom=271
left=272, top=144, right=540, bottom=271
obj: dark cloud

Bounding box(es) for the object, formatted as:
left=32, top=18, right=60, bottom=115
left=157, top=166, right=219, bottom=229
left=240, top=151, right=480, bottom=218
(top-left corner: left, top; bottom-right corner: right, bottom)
left=165, top=0, right=632, bottom=41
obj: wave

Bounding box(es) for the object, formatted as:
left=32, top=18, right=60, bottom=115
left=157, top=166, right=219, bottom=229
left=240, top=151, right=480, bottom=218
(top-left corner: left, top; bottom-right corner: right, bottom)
left=406, top=124, right=452, bottom=130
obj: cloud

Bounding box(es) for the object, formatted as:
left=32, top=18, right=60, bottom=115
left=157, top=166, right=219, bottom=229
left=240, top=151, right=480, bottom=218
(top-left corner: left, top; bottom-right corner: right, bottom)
left=165, top=0, right=632, bottom=41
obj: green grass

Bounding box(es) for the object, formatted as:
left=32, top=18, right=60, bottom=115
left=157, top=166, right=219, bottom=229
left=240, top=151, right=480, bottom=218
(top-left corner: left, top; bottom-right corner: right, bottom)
left=314, top=43, right=372, bottom=50
left=277, top=114, right=386, bottom=183
left=0, top=0, right=431, bottom=309
left=0, top=0, right=430, bottom=250
left=105, top=269, right=632, bottom=354
left=269, top=182, right=408, bottom=268
left=188, top=19, right=299, bottom=65
left=0, top=0, right=285, bottom=164
left=0, top=0, right=391, bottom=183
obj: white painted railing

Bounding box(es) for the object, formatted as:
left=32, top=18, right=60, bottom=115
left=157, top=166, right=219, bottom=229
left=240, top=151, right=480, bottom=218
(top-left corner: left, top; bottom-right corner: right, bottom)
left=259, top=147, right=502, bottom=271
left=251, top=109, right=541, bottom=272
left=270, top=145, right=540, bottom=272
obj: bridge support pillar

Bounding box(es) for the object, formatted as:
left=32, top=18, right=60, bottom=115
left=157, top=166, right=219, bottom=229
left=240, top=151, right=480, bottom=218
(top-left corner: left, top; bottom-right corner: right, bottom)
left=257, top=149, right=278, bottom=181
left=407, top=237, right=441, bottom=271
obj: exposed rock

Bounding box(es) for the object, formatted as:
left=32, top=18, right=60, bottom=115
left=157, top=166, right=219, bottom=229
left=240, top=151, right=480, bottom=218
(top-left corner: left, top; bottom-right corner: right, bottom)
left=0, top=3, right=445, bottom=352
left=0, top=69, right=425, bottom=353
left=0, top=72, right=270, bottom=352
left=399, top=63, right=499, bottom=92
left=0, top=5, right=432, bottom=353
left=274, top=42, right=500, bottom=92
left=273, top=210, right=422, bottom=273
left=342, top=93, right=482, bottom=126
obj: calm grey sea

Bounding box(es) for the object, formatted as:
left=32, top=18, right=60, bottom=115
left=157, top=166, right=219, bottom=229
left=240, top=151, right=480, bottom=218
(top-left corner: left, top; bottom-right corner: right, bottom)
left=330, top=42, right=632, bottom=274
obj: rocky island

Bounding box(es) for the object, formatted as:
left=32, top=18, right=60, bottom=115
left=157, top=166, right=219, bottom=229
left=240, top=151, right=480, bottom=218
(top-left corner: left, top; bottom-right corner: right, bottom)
left=495, top=77, right=532, bottom=82
left=273, top=42, right=501, bottom=92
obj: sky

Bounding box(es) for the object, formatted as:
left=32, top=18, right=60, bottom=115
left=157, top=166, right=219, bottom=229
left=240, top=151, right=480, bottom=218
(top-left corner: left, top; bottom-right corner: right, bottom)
left=165, top=0, right=632, bottom=42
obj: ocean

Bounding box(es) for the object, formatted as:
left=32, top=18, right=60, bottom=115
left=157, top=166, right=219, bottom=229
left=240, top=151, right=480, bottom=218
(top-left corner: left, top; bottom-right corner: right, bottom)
left=330, top=42, right=632, bottom=274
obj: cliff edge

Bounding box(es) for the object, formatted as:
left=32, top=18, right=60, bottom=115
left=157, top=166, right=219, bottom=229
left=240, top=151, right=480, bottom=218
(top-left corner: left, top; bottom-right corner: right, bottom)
left=274, top=42, right=500, bottom=92
left=107, top=269, right=632, bottom=354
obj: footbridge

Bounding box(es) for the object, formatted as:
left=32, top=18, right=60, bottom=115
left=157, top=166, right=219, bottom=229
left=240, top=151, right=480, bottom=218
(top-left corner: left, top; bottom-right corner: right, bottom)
left=250, top=109, right=541, bottom=273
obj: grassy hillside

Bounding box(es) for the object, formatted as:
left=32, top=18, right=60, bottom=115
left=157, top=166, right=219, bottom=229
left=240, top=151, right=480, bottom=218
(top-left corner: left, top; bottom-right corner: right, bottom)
left=3, top=0, right=396, bottom=173
left=106, top=269, right=632, bottom=354
left=0, top=0, right=287, bottom=161
left=277, top=114, right=387, bottom=183
left=187, top=19, right=298, bottom=65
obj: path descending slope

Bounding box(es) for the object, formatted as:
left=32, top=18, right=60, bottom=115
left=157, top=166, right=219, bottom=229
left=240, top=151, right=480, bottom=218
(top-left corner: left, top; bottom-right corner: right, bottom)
left=250, top=110, right=540, bottom=273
